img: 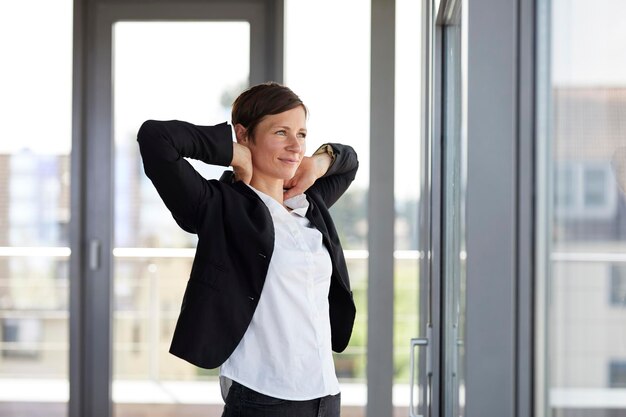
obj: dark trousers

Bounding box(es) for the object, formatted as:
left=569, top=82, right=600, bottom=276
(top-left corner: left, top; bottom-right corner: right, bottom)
left=221, top=381, right=341, bottom=417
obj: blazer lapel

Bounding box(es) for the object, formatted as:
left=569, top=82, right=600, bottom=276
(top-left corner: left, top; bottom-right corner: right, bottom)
left=305, top=197, right=330, bottom=240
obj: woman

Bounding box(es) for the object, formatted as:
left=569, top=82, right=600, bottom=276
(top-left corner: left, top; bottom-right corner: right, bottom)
left=137, top=82, right=358, bottom=417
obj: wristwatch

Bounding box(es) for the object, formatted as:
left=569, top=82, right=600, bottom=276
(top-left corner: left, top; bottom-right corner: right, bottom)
left=313, top=143, right=336, bottom=162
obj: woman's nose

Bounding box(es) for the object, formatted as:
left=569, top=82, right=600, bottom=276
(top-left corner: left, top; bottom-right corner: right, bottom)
left=286, top=135, right=302, bottom=152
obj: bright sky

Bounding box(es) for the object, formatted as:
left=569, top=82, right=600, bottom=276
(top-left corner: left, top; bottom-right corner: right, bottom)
left=552, top=0, right=626, bottom=86
left=113, top=21, right=251, bottom=181
left=0, top=0, right=73, bottom=154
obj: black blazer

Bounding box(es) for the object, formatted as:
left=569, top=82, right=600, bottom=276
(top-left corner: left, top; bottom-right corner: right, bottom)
left=137, top=119, right=359, bottom=369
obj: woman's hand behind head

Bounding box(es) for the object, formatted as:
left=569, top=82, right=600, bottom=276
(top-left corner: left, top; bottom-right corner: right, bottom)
left=231, top=142, right=253, bottom=184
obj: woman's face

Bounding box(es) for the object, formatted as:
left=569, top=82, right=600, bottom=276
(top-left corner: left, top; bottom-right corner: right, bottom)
left=245, top=106, right=307, bottom=182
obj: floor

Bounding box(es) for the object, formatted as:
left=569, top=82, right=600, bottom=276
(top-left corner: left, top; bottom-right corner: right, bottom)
left=0, top=402, right=412, bottom=417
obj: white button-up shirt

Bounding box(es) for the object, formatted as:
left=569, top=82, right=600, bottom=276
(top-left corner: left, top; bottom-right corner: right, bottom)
left=220, top=184, right=340, bottom=400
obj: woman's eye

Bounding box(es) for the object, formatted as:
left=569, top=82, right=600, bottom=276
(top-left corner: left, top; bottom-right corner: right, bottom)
left=276, top=130, right=287, bottom=136
left=297, top=133, right=307, bottom=139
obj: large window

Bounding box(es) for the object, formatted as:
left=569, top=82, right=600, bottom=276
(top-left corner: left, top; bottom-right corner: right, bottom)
left=537, top=0, right=626, bottom=415
left=284, top=0, right=370, bottom=414
left=394, top=0, right=421, bottom=412
left=0, top=1, right=73, bottom=416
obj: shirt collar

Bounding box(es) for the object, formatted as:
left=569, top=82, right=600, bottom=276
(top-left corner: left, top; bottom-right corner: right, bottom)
left=284, top=194, right=309, bottom=217
left=245, top=183, right=309, bottom=218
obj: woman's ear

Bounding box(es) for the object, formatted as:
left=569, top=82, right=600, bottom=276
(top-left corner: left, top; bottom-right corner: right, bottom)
left=234, top=124, right=249, bottom=145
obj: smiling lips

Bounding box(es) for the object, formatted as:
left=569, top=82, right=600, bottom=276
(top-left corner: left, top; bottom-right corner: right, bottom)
left=279, top=158, right=300, bottom=165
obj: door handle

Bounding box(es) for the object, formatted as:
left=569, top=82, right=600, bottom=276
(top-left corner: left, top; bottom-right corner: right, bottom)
left=409, top=326, right=432, bottom=417
left=89, top=239, right=101, bottom=271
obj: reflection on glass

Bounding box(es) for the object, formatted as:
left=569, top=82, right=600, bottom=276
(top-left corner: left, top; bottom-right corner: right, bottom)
left=112, top=21, right=249, bottom=416
left=0, top=1, right=72, bottom=416
left=539, top=0, right=626, bottom=415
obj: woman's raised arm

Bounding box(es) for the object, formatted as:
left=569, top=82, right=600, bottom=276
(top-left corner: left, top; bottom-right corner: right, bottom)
left=136, top=119, right=233, bottom=233
left=306, top=143, right=359, bottom=208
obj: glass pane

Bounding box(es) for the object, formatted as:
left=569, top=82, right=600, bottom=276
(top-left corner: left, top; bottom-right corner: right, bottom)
left=442, top=14, right=466, bottom=417
left=394, top=0, right=421, bottom=415
left=285, top=1, right=370, bottom=415
left=0, top=1, right=72, bottom=416
left=538, top=0, right=626, bottom=415
left=112, top=21, right=249, bottom=416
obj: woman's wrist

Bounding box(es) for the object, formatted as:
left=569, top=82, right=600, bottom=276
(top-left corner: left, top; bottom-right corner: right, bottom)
left=312, top=153, right=333, bottom=178
left=312, top=144, right=335, bottom=178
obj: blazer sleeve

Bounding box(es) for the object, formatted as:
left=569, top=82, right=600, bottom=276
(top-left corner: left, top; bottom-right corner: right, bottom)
left=307, top=143, right=359, bottom=208
left=136, top=119, right=233, bottom=233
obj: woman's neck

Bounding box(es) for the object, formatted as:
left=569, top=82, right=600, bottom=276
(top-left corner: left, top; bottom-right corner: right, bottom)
left=250, top=176, right=285, bottom=205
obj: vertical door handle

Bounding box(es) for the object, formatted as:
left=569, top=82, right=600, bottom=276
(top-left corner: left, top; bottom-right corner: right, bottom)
left=89, top=239, right=101, bottom=271
left=409, top=326, right=432, bottom=417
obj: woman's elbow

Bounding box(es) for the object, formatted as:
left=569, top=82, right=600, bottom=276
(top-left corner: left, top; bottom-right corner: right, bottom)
left=136, top=119, right=160, bottom=144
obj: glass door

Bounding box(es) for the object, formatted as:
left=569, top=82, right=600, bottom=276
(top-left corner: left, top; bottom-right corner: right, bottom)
left=111, top=20, right=250, bottom=416
left=86, top=3, right=276, bottom=416
left=410, top=1, right=467, bottom=416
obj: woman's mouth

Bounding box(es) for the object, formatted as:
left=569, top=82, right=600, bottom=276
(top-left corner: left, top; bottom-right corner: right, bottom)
left=279, top=158, right=300, bottom=165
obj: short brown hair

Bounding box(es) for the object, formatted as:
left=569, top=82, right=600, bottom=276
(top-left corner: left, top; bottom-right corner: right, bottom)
left=231, top=82, right=307, bottom=142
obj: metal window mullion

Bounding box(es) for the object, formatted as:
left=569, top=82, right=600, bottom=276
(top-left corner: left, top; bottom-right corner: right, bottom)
left=465, top=0, right=519, bottom=415
left=517, top=0, right=536, bottom=415
left=69, top=0, right=88, bottom=416
left=367, top=0, right=395, bottom=416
